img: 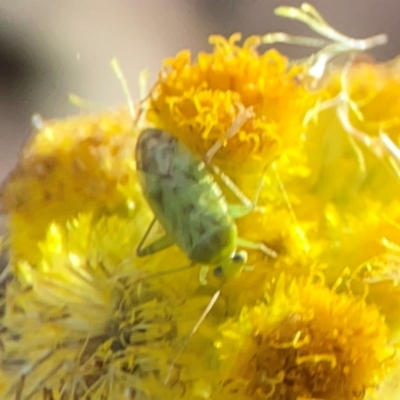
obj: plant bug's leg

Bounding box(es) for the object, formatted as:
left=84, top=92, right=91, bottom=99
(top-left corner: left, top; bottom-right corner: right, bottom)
left=236, top=237, right=277, bottom=258
left=136, top=218, right=201, bottom=282
left=212, top=165, right=256, bottom=211
left=204, top=103, right=267, bottom=212
left=215, top=165, right=267, bottom=215
left=205, top=105, right=254, bottom=164
left=204, top=105, right=268, bottom=215
left=210, top=166, right=277, bottom=262
left=199, top=265, right=210, bottom=286
left=136, top=217, right=175, bottom=257
left=204, top=107, right=278, bottom=267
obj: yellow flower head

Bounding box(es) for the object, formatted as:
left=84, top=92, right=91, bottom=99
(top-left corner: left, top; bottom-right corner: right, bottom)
left=216, top=276, right=394, bottom=400
left=0, top=109, right=150, bottom=265
left=145, top=34, right=313, bottom=174
left=1, top=109, right=135, bottom=216
left=0, top=212, right=211, bottom=400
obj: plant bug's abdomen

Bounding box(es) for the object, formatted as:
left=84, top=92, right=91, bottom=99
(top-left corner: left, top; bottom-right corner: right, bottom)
left=136, top=128, right=240, bottom=266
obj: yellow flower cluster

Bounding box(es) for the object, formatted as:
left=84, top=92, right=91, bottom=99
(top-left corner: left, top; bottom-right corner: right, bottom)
left=0, top=3, right=399, bottom=400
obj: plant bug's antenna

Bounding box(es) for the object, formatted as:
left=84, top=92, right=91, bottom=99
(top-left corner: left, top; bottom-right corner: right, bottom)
left=164, top=290, right=221, bottom=386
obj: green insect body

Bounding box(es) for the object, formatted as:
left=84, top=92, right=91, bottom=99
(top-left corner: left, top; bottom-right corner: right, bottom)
left=136, top=128, right=243, bottom=264
left=136, top=128, right=275, bottom=275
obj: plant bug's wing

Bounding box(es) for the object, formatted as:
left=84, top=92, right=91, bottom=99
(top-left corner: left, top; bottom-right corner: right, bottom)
left=136, top=129, right=239, bottom=265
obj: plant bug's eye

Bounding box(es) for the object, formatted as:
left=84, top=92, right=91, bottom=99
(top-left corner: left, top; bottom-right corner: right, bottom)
left=232, top=251, right=247, bottom=264
left=213, top=251, right=248, bottom=278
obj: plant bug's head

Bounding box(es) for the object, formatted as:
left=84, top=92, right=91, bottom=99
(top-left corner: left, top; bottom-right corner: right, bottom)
left=213, top=250, right=248, bottom=279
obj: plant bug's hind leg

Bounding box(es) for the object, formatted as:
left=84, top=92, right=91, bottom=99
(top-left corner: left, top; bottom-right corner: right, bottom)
left=205, top=105, right=254, bottom=164
left=207, top=142, right=278, bottom=265
left=136, top=218, right=201, bottom=282
left=206, top=107, right=269, bottom=215
left=204, top=106, right=278, bottom=262
left=205, top=104, right=268, bottom=214
left=219, top=165, right=267, bottom=216
left=136, top=217, right=175, bottom=257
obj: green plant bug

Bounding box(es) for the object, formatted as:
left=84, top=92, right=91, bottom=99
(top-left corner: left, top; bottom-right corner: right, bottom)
left=135, top=126, right=277, bottom=385
left=135, top=127, right=277, bottom=278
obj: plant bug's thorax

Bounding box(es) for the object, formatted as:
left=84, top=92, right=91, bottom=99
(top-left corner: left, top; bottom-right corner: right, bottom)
left=136, top=128, right=241, bottom=266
